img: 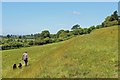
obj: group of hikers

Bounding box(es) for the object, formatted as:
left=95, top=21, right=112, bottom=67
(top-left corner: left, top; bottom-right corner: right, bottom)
left=13, top=52, right=29, bottom=69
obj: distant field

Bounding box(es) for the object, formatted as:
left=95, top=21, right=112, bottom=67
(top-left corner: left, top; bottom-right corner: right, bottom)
left=2, top=26, right=118, bottom=78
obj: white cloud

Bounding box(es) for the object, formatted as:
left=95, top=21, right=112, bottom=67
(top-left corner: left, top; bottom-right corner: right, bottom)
left=73, top=11, right=80, bottom=15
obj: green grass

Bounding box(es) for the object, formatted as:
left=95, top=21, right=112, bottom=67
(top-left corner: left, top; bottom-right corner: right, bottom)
left=2, top=26, right=118, bottom=78
left=0, top=50, right=2, bottom=79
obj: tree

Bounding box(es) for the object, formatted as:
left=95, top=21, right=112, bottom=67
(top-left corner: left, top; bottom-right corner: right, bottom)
left=29, top=40, right=34, bottom=45
left=71, top=24, right=80, bottom=30
left=7, top=34, right=11, bottom=38
left=41, top=30, right=50, bottom=38
left=43, top=37, right=50, bottom=44
left=50, top=34, right=56, bottom=38
left=83, top=28, right=88, bottom=34
left=19, top=36, right=22, bottom=39
left=56, top=30, right=65, bottom=38
left=96, top=25, right=102, bottom=29
left=34, top=33, right=41, bottom=39
left=23, top=35, right=26, bottom=39
left=72, top=29, right=82, bottom=35
left=111, top=11, right=118, bottom=21
left=88, top=26, right=95, bottom=33
left=102, top=11, right=119, bottom=27
left=31, top=34, right=34, bottom=37
left=35, top=39, right=43, bottom=45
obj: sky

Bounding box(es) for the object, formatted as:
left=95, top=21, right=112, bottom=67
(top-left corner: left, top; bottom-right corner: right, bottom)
left=0, top=2, right=2, bottom=35
left=1, top=0, right=120, bottom=2
left=2, top=2, right=118, bottom=35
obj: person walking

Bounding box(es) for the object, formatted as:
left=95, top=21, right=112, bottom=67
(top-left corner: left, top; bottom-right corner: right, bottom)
left=22, top=52, right=28, bottom=66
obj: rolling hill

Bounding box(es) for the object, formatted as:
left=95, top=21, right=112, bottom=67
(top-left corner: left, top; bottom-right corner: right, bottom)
left=2, top=26, right=118, bottom=78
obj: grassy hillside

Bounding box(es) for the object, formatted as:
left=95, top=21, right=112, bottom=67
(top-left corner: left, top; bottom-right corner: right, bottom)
left=2, top=26, right=118, bottom=78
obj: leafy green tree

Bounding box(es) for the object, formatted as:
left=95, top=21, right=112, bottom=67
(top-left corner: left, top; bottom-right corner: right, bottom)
left=57, top=30, right=71, bottom=40
left=72, top=29, right=80, bottom=35
left=50, top=34, right=56, bottom=38
left=7, top=34, right=11, bottom=38
left=96, top=25, right=102, bottom=29
left=56, top=30, right=65, bottom=38
left=43, top=37, right=50, bottom=44
left=83, top=28, right=88, bottom=34
left=88, top=26, right=95, bottom=33
left=41, top=30, right=50, bottom=38
left=102, top=11, right=119, bottom=27
left=71, top=24, right=80, bottom=30
left=34, top=33, right=41, bottom=39
left=57, top=37, right=64, bottom=42
left=19, top=36, right=22, bottom=39
left=29, top=40, right=34, bottom=45
left=35, top=39, right=43, bottom=45
left=2, top=43, right=11, bottom=50
left=23, top=36, right=26, bottom=39
left=110, top=11, right=118, bottom=21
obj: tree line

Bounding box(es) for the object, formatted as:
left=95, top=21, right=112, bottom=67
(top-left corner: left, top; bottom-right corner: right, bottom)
left=1, top=11, right=119, bottom=50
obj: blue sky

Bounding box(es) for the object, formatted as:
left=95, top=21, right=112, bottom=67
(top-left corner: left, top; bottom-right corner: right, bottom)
left=2, top=0, right=119, bottom=2
left=0, top=2, right=2, bottom=35
left=2, top=2, right=118, bottom=35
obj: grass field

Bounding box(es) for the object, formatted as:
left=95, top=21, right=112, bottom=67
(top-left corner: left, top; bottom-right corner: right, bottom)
left=2, top=26, right=118, bottom=78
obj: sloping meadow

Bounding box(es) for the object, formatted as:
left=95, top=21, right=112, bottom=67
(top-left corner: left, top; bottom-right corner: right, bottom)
left=2, top=26, right=118, bottom=78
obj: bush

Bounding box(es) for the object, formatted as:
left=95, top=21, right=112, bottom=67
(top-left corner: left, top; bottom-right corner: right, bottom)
left=1, top=42, right=25, bottom=50
left=2, top=43, right=11, bottom=50
left=29, top=40, right=34, bottom=45
left=43, top=37, right=50, bottom=44
left=57, top=37, right=64, bottom=42
left=96, top=25, right=102, bottom=29
left=35, top=40, right=43, bottom=45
